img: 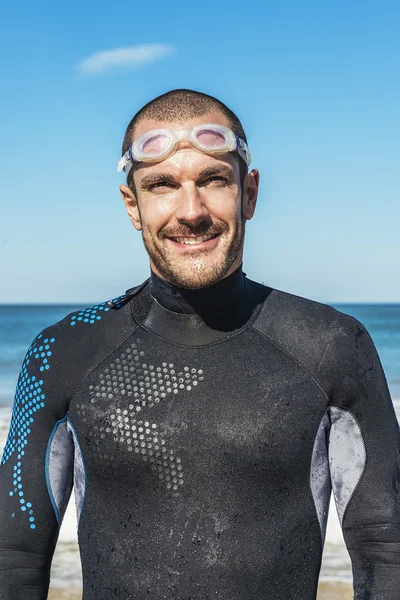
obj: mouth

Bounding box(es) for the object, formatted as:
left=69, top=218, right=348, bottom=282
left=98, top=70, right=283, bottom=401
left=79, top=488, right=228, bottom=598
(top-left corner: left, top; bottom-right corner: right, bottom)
left=169, top=233, right=219, bottom=246
left=165, top=232, right=221, bottom=251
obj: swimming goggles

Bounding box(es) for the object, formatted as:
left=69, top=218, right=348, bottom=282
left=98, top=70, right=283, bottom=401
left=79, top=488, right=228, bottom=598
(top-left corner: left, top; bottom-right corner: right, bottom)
left=117, top=123, right=251, bottom=175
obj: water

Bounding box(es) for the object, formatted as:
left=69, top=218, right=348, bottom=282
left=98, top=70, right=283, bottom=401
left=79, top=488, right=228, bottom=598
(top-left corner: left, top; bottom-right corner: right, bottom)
left=0, top=302, right=399, bottom=588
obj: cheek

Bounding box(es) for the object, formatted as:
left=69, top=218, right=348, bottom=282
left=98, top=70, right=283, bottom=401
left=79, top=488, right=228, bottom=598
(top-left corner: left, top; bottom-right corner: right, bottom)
left=205, top=194, right=242, bottom=225
left=139, top=197, right=176, bottom=232
left=200, top=185, right=241, bottom=213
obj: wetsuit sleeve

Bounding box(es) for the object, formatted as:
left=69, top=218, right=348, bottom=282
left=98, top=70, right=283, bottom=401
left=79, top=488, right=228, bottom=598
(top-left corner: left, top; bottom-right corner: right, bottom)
left=328, top=318, right=400, bottom=599
left=0, top=329, right=74, bottom=600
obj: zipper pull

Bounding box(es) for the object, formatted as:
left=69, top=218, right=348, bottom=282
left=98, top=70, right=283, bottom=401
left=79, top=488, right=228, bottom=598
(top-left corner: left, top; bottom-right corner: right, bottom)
left=107, top=279, right=149, bottom=309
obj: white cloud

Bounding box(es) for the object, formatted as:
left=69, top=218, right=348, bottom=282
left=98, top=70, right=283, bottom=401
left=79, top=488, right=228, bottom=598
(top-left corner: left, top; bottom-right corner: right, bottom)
left=78, top=44, right=176, bottom=76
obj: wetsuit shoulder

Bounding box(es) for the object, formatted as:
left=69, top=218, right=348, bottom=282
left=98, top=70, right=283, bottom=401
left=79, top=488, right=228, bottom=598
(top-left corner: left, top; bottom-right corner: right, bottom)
left=20, top=288, right=145, bottom=413
left=253, top=284, right=353, bottom=336
left=251, top=285, right=371, bottom=399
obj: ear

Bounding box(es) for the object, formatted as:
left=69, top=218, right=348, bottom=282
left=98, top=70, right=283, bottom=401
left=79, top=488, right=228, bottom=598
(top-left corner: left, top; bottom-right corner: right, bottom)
left=242, top=169, right=259, bottom=221
left=120, top=184, right=142, bottom=231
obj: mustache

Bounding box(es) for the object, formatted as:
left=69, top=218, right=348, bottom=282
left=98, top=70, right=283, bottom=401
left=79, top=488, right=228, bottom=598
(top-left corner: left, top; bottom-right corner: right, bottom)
left=160, top=221, right=229, bottom=239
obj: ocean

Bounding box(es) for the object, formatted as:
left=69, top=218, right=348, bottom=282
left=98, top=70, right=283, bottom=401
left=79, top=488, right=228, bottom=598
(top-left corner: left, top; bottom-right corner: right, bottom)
left=0, top=302, right=399, bottom=590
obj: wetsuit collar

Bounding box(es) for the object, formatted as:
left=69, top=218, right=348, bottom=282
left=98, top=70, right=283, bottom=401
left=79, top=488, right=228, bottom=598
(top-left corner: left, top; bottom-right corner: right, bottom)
left=137, top=267, right=271, bottom=347
left=148, top=266, right=245, bottom=315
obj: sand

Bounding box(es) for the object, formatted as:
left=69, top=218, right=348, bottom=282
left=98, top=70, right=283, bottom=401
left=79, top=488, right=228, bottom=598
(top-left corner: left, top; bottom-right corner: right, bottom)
left=317, top=582, right=353, bottom=599
left=48, top=582, right=353, bottom=599
left=49, top=591, right=81, bottom=600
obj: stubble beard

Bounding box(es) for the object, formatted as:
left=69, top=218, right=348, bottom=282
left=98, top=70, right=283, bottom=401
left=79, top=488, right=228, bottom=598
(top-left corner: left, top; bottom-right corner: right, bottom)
left=141, top=215, right=245, bottom=290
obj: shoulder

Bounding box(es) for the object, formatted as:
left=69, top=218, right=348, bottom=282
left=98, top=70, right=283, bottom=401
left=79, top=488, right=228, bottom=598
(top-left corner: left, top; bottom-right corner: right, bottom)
left=22, top=284, right=147, bottom=400
left=251, top=283, right=370, bottom=386
left=37, top=281, right=149, bottom=342
left=252, top=283, right=360, bottom=339
left=35, top=294, right=129, bottom=346
left=255, top=287, right=391, bottom=412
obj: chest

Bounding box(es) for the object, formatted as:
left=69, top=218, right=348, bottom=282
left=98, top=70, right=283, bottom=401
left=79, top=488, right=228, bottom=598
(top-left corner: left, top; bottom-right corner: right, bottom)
left=69, top=328, right=326, bottom=486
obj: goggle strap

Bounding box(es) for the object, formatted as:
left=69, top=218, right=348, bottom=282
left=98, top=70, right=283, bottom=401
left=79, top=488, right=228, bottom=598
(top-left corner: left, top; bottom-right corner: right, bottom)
left=117, top=154, right=128, bottom=173
left=235, top=135, right=251, bottom=167
left=117, top=148, right=137, bottom=174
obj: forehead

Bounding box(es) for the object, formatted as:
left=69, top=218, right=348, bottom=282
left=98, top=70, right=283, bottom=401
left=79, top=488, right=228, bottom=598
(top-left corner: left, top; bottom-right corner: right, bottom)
left=132, top=110, right=232, bottom=141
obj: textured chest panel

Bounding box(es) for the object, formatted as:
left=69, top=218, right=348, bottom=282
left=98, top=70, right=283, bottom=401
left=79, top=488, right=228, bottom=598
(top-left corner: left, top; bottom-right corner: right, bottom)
left=70, top=333, right=203, bottom=488
left=69, top=328, right=326, bottom=495
left=70, top=327, right=327, bottom=600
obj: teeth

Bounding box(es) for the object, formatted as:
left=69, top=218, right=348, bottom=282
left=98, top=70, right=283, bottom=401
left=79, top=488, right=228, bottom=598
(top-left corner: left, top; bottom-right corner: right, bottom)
left=173, top=234, right=216, bottom=245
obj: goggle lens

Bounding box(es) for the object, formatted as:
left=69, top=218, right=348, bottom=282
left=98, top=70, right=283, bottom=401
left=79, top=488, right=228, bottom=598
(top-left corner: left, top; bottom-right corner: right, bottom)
left=141, top=133, right=170, bottom=155
left=195, top=128, right=227, bottom=149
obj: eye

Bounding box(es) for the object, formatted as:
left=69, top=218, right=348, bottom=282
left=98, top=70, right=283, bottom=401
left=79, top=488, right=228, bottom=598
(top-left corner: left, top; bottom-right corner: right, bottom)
left=203, top=176, right=227, bottom=186
left=145, top=181, right=174, bottom=192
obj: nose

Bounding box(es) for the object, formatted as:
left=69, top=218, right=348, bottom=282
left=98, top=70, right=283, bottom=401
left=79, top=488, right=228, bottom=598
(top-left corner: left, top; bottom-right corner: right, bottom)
left=174, top=182, right=210, bottom=228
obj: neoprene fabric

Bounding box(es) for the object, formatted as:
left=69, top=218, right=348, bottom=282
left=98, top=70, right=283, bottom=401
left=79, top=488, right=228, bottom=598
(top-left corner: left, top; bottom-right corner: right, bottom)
left=1, top=268, right=399, bottom=600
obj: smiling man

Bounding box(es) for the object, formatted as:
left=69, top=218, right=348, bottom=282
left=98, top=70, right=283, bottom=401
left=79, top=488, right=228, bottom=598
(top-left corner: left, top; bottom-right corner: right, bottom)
left=1, top=89, right=400, bottom=600
left=118, top=104, right=257, bottom=291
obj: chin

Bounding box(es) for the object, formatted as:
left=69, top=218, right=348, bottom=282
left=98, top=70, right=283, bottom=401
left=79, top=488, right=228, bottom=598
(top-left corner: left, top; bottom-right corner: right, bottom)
left=144, top=228, right=243, bottom=289
left=155, top=255, right=235, bottom=290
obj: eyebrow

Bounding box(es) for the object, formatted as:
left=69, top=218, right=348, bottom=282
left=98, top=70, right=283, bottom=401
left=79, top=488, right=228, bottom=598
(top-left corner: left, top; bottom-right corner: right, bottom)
left=140, top=165, right=234, bottom=187
left=140, top=173, right=176, bottom=187
left=197, top=165, right=234, bottom=179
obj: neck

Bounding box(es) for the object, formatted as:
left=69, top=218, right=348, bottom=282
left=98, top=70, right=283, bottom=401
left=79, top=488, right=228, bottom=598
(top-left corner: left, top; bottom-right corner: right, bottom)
left=149, top=266, right=245, bottom=315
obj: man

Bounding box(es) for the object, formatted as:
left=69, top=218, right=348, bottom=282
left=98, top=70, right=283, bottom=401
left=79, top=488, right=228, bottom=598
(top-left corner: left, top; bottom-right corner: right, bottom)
left=0, top=89, right=399, bottom=600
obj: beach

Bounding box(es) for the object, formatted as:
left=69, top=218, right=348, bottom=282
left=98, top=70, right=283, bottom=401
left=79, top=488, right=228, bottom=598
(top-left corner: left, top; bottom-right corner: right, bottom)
left=317, top=582, right=353, bottom=599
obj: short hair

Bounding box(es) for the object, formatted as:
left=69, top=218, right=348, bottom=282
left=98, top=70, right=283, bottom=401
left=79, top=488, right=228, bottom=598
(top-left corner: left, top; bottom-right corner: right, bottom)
left=121, top=89, right=249, bottom=193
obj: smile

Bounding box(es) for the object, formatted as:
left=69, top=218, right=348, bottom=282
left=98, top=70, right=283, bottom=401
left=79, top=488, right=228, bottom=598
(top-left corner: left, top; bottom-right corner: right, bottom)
left=170, top=234, right=219, bottom=245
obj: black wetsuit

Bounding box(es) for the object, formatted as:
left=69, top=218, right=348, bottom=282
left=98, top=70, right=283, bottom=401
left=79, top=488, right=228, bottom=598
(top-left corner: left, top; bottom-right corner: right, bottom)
left=1, top=268, right=400, bottom=600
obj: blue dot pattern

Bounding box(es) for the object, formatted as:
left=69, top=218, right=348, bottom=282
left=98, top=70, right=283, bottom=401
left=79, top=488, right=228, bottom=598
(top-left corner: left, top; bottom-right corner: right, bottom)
left=69, top=294, right=128, bottom=326
left=70, top=302, right=110, bottom=326
left=1, top=334, right=56, bottom=530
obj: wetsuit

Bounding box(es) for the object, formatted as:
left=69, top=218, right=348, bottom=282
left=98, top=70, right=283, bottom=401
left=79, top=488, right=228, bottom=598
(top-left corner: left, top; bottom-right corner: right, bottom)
left=1, top=267, right=400, bottom=600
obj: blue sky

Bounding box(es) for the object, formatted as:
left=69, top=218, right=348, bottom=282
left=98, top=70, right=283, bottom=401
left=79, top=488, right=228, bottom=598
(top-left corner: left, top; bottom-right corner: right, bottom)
left=1, top=0, right=399, bottom=303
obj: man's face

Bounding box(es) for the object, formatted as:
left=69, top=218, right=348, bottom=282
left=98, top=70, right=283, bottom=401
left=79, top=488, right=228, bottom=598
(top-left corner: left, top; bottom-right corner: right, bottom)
left=120, top=111, right=259, bottom=289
